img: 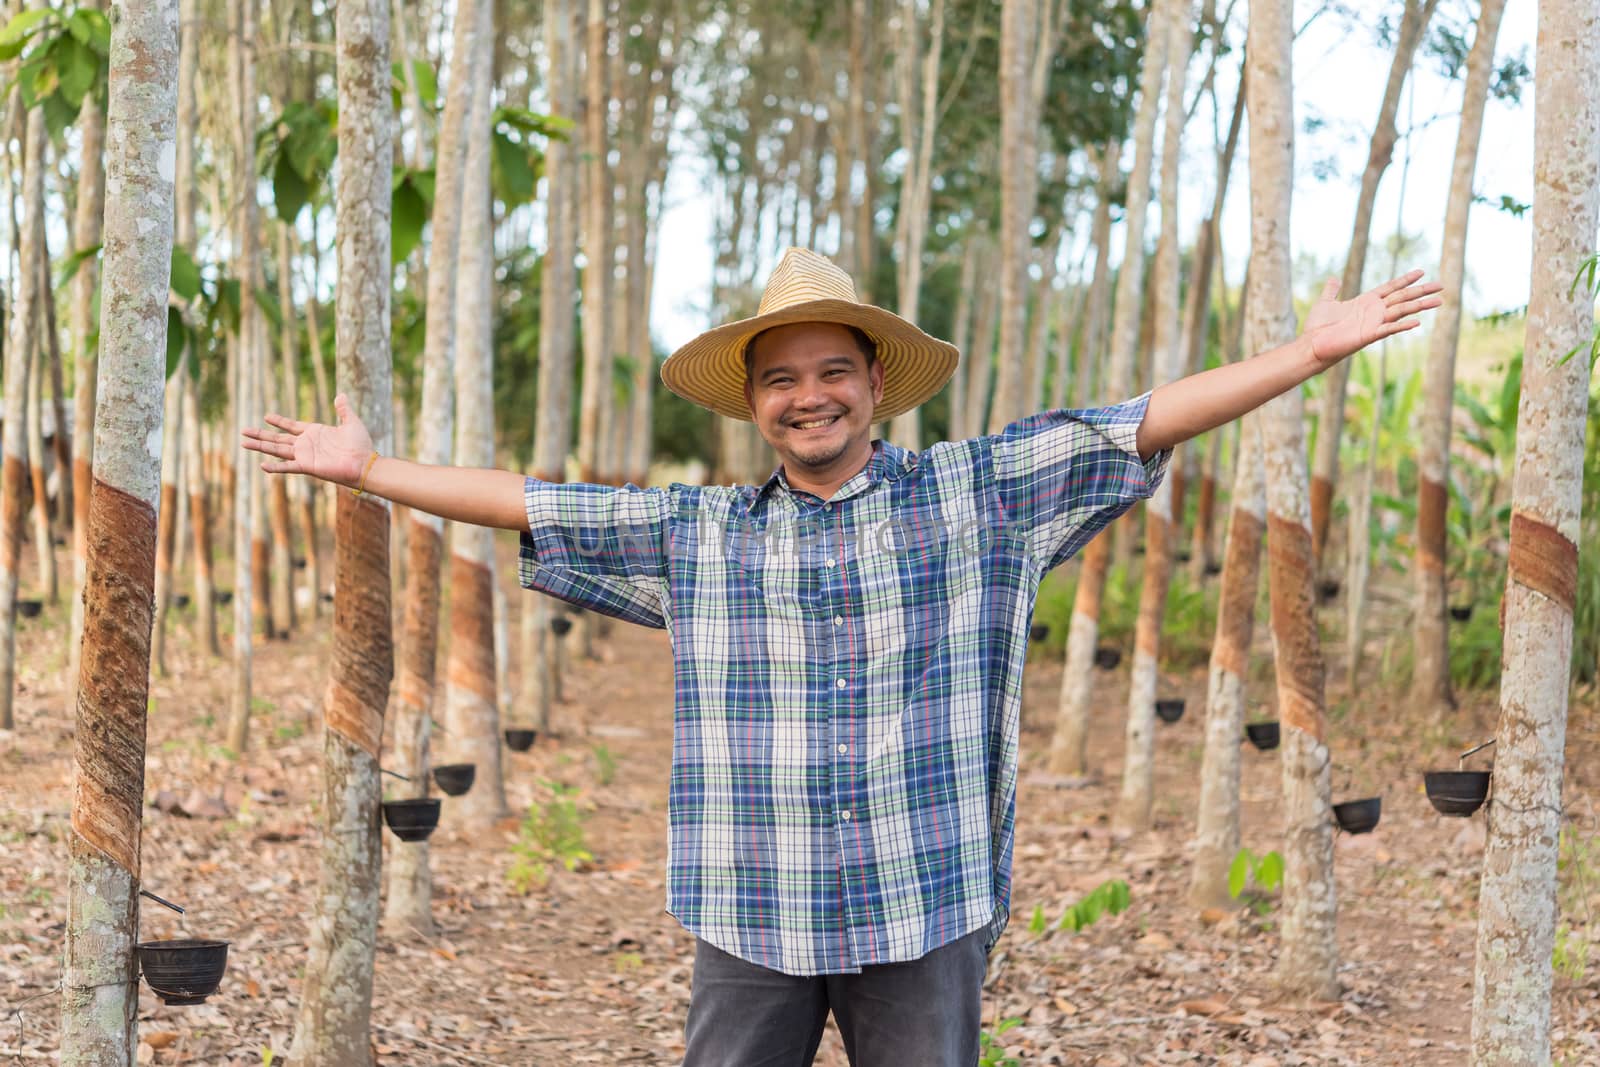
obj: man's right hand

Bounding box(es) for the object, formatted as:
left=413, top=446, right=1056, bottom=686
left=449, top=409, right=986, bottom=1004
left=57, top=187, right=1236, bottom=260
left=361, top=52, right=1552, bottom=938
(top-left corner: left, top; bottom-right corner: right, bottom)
left=242, top=392, right=374, bottom=487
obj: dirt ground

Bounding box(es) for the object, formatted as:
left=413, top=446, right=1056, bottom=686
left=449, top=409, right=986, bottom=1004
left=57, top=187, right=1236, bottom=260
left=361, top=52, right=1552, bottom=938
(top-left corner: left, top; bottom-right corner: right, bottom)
left=3, top=531, right=1598, bottom=1066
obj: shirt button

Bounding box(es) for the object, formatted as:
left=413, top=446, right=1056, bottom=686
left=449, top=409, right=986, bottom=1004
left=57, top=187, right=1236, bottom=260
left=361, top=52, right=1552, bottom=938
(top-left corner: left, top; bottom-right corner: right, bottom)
left=836, top=678, right=847, bottom=689
left=837, top=743, right=848, bottom=755
left=823, top=503, right=832, bottom=512
left=833, top=615, right=844, bottom=626
left=840, top=810, right=852, bottom=821
left=824, top=558, right=836, bottom=568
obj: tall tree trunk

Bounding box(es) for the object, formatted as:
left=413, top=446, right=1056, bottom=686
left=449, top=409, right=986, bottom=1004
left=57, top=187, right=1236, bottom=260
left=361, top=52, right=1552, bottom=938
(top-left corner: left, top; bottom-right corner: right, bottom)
left=150, top=360, right=184, bottom=674
left=444, top=21, right=508, bottom=831
left=27, top=329, right=57, bottom=601
left=943, top=238, right=978, bottom=433
left=289, top=0, right=394, bottom=1057
left=0, top=106, right=44, bottom=732
left=182, top=374, right=217, bottom=655
left=1118, top=0, right=1194, bottom=833
left=1189, top=416, right=1264, bottom=907
left=226, top=0, right=262, bottom=753
left=1249, top=0, right=1338, bottom=999
left=1412, top=0, right=1505, bottom=714
left=989, top=0, right=1039, bottom=432
left=576, top=0, right=613, bottom=485
left=522, top=0, right=578, bottom=737
left=1048, top=0, right=1170, bottom=774
left=385, top=0, right=482, bottom=941
left=1308, top=0, right=1437, bottom=565
left=889, top=0, right=946, bottom=447
left=1074, top=146, right=1118, bottom=409
left=268, top=232, right=298, bottom=637
left=282, top=225, right=319, bottom=620
left=67, top=1, right=108, bottom=707
left=960, top=234, right=1000, bottom=440
left=1471, top=0, right=1598, bottom=1055
left=58, top=0, right=178, bottom=1058
left=836, top=0, right=870, bottom=276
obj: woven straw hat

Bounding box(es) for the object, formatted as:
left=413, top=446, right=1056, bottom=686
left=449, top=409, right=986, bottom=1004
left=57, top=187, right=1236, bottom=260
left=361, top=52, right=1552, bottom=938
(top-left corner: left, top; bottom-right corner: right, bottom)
left=660, top=247, right=960, bottom=422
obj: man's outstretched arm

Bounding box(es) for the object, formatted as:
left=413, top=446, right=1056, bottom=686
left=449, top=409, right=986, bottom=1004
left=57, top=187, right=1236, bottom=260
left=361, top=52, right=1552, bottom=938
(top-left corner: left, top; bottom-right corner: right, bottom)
left=1134, top=269, right=1443, bottom=460
left=241, top=393, right=528, bottom=531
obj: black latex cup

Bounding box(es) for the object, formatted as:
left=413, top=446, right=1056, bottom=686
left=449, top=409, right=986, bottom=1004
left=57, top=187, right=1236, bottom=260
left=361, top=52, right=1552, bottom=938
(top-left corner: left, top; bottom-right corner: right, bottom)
left=550, top=615, right=573, bottom=636
left=1093, top=647, right=1121, bottom=670
left=17, top=599, right=42, bottom=619
left=432, top=763, right=476, bottom=796
left=1424, top=771, right=1490, bottom=816
left=1154, top=698, right=1185, bottom=724
left=137, top=939, right=229, bottom=1005
left=1030, top=623, right=1050, bottom=643
left=1245, top=721, right=1280, bottom=750
left=1449, top=604, right=1473, bottom=622
left=504, top=728, right=537, bottom=752
left=383, top=798, right=441, bottom=842
left=1333, top=797, right=1382, bottom=834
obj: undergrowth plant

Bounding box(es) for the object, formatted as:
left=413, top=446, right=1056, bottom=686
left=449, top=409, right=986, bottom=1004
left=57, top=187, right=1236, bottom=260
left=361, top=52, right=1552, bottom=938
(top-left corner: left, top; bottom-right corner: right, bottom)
left=978, top=1017, right=1022, bottom=1067
left=508, top=778, right=592, bottom=893
left=1027, top=878, right=1132, bottom=935
left=1228, top=847, right=1284, bottom=915
left=1555, top=828, right=1597, bottom=982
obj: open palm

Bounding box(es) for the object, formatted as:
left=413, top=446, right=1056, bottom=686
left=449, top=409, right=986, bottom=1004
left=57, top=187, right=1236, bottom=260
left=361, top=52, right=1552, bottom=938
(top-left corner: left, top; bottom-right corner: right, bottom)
left=241, top=393, right=373, bottom=486
left=1305, top=269, right=1444, bottom=364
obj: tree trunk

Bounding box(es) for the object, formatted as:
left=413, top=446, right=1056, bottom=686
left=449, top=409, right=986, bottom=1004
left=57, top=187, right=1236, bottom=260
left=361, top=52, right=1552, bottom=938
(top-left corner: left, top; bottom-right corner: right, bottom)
left=1412, top=0, right=1505, bottom=714
left=1053, top=0, right=1170, bottom=742
left=989, top=0, right=1039, bottom=433
left=888, top=0, right=946, bottom=447
left=576, top=0, right=613, bottom=484
left=1248, top=0, right=1338, bottom=999
left=26, top=328, right=57, bottom=602
left=58, top=0, right=178, bottom=1059
left=960, top=235, right=999, bottom=439
left=288, top=0, right=394, bottom=1058
left=226, top=0, right=262, bottom=754
left=282, top=226, right=319, bottom=621
left=943, top=238, right=978, bottom=432
left=1471, top=0, right=1598, bottom=1056
left=1308, top=0, right=1438, bottom=566
left=1189, top=416, right=1264, bottom=908
left=150, top=362, right=184, bottom=674
left=1118, top=0, right=1194, bottom=834
left=1074, top=147, right=1118, bottom=409
left=268, top=228, right=298, bottom=636
left=0, top=106, right=44, bottom=732
left=444, top=21, right=508, bottom=832
left=384, top=0, right=482, bottom=940
left=66, top=0, right=107, bottom=708
left=523, top=0, right=579, bottom=737
left=182, top=374, right=217, bottom=655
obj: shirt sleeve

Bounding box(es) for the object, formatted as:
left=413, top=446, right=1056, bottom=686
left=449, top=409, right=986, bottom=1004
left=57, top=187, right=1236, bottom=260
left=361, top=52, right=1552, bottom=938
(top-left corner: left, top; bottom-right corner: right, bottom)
left=517, top=478, right=671, bottom=629
left=991, top=392, right=1171, bottom=570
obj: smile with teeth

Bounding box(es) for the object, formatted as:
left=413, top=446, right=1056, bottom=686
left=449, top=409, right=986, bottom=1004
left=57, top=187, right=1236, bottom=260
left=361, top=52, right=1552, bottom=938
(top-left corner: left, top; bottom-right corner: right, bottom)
left=791, top=416, right=840, bottom=430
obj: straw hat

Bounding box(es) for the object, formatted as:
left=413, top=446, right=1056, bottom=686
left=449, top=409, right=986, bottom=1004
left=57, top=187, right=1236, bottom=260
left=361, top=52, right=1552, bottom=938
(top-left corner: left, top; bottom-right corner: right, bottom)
left=660, top=247, right=960, bottom=422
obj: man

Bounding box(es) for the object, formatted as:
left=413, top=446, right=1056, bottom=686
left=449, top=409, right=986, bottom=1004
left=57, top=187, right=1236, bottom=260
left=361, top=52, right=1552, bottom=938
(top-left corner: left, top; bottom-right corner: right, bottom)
left=244, top=247, right=1440, bottom=1066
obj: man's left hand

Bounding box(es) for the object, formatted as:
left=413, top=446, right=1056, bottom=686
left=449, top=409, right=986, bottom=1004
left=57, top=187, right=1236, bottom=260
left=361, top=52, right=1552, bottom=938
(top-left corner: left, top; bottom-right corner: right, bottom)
left=1305, top=269, right=1444, bottom=364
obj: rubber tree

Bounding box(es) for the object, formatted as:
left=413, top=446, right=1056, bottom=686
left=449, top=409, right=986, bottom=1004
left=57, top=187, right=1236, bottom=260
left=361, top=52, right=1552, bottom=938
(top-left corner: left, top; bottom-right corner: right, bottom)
left=1047, top=0, right=1170, bottom=776
left=443, top=16, right=509, bottom=831
left=57, top=0, right=178, bottom=1059
left=1411, top=0, right=1506, bottom=714
left=521, top=0, right=579, bottom=737
left=1470, top=0, right=1598, bottom=1056
left=66, top=0, right=108, bottom=706
left=1249, top=0, right=1338, bottom=1000
left=1117, top=0, right=1194, bottom=833
left=385, top=0, right=482, bottom=941
left=1307, top=0, right=1438, bottom=566
left=287, top=0, right=394, bottom=1056
left=0, top=105, right=44, bottom=733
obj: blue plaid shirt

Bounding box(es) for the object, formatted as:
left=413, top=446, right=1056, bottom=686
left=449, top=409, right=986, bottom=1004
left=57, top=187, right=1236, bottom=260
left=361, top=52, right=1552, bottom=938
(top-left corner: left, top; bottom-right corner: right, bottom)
left=519, top=395, right=1168, bottom=975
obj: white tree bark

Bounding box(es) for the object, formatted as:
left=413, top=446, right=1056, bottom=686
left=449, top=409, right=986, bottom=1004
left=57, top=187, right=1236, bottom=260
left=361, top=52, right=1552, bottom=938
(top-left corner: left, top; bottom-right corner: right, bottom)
left=1412, top=0, right=1506, bottom=713
left=576, top=0, right=613, bottom=484
left=58, top=0, right=178, bottom=1059
left=1118, top=0, right=1194, bottom=833
left=1249, top=0, right=1338, bottom=1000
left=0, top=103, right=44, bottom=732
left=385, top=0, right=483, bottom=942
left=444, top=19, right=508, bottom=831
left=1471, top=0, right=1599, bottom=1057
left=288, top=0, right=394, bottom=1057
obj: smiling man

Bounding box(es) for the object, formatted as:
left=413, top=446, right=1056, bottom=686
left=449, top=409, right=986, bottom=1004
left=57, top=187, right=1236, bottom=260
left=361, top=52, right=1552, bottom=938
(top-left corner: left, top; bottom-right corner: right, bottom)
left=243, top=247, right=1440, bottom=1067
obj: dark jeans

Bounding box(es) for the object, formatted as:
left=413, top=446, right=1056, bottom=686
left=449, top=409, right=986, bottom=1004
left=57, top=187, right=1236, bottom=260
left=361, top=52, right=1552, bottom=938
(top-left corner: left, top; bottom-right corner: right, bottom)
left=681, top=927, right=988, bottom=1067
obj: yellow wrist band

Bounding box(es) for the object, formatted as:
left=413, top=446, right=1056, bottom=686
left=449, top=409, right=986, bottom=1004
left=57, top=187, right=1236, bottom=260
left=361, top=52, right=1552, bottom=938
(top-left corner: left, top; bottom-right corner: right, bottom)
left=351, top=451, right=380, bottom=496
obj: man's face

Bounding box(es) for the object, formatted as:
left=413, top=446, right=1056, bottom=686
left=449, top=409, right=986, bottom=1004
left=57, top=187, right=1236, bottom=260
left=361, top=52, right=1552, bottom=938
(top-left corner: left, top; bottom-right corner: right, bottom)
left=743, top=321, right=885, bottom=477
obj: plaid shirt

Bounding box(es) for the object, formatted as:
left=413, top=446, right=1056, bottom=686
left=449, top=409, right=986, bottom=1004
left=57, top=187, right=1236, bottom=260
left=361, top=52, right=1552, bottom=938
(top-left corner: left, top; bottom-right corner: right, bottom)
left=519, top=395, right=1167, bottom=976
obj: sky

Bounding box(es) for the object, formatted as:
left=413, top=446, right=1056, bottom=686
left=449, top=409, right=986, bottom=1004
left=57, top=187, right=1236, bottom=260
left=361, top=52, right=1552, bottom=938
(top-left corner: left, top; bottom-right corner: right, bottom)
left=649, top=1, right=1539, bottom=356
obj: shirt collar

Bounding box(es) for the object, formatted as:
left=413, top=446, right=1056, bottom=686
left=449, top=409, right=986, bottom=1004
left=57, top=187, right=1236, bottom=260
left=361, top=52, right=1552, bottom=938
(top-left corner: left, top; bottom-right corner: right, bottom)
left=748, top=439, right=917, bottom=514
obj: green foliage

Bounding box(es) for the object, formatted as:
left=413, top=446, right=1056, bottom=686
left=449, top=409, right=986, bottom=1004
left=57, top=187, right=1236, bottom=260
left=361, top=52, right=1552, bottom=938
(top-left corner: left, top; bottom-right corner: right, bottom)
left=1555, top=828, right=1596, bottom=982
left=1056, top=878, right=1131, bottom=933
left=592, top=744, right=618, bottom=787
left=1228, top=848, right=1283, bottom=914
left=507, top=779, right=592, bottom=893
left=390, top=166, right=434, bottom=264
left=258, top=100, right=339, bottom=223
left=0, top=6, right=110, bottom=139
left=491, top=106, right=570, bottom=210
left=978, top=1017, right=1022, bottom=1067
